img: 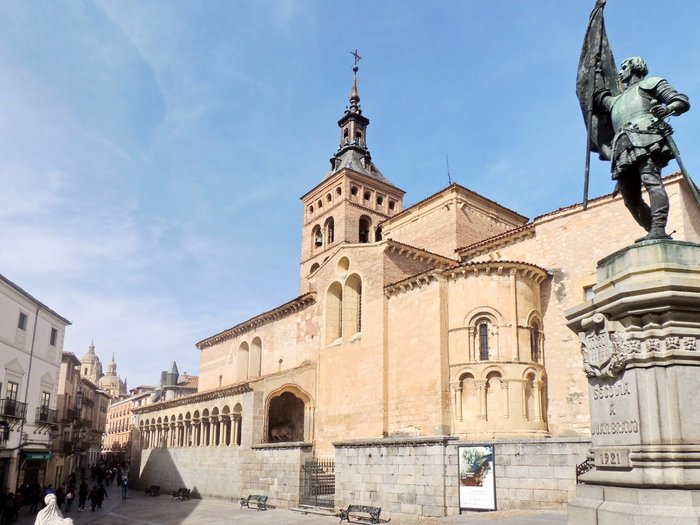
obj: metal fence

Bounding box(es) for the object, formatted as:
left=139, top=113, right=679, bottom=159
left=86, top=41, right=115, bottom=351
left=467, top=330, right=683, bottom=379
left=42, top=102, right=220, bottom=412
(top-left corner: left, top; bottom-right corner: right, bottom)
left=301, top=458, right=335, bottom=509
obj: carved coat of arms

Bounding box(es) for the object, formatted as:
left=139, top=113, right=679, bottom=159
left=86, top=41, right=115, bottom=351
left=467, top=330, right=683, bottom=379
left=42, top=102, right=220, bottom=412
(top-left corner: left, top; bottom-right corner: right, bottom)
left=579, top=313, right=639, bottom=378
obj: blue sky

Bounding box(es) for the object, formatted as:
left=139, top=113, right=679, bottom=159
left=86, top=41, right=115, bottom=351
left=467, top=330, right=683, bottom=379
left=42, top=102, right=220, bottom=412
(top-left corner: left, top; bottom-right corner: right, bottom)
left=1, top=0, right=699, bottom=388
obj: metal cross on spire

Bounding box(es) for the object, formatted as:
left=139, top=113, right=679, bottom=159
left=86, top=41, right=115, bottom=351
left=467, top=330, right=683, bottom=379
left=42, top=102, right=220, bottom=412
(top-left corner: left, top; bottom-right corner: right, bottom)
left=350, top=49, right=362, bottom=67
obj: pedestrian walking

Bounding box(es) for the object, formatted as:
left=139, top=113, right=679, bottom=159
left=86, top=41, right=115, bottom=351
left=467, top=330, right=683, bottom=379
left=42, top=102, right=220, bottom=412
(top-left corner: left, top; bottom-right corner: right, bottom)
left=88, top=487, right=98, bottom=512
left=96, top=484, right=107, bottom=510
left=120, top=477, right=128, bottom=500
left=64, top=485, right=74, bottom=513
left=77, top=482, right=88, bottom=512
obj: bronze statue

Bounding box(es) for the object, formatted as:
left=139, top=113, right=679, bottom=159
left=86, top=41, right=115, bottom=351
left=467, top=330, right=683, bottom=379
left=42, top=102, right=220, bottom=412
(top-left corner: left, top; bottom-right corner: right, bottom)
left=577, top=0, right=697, bottom=242
left=594, top=57, right=689, bottom=241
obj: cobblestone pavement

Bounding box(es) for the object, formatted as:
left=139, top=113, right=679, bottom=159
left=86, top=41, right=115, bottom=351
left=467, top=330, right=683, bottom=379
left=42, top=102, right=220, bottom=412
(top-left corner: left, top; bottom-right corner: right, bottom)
left=13, top=485, right=566, bottom=525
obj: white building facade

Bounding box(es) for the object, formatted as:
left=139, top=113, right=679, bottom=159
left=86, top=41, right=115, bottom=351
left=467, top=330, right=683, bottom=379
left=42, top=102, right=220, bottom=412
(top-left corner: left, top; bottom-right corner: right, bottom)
left=0, top=273, right=71, bottom=490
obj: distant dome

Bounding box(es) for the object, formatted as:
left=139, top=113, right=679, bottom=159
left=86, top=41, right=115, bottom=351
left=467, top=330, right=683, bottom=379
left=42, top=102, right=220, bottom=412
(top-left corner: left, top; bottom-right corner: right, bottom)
left=98, top=374, right=125, bottom=390
left=81, top=342, right=100, bottom=363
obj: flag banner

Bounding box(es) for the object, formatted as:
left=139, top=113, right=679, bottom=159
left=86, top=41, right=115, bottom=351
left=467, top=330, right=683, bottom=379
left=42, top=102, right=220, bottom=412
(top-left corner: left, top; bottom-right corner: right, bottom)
left=576, top=0, right=620, bottom=160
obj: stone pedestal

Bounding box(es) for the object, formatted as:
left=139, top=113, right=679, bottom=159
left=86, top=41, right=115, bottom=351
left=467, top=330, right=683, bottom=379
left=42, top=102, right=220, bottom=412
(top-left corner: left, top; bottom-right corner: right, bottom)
left=565, top=240, right=700, bottom=524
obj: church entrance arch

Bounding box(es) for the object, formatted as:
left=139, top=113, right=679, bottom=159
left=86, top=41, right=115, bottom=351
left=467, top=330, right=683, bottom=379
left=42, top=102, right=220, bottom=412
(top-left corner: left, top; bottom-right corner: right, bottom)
left=265, top=387, right=311, bottom=443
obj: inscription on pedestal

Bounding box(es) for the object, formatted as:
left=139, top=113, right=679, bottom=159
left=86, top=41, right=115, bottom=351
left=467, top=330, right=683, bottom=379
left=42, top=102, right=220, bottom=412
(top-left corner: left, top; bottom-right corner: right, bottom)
left=588, top=372, right=640, bottom=448
left=594, top=447, right=631, bottom=468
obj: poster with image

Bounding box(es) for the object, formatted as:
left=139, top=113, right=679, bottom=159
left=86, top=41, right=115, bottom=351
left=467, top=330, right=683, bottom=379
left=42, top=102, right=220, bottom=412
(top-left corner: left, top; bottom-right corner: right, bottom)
left=458, top=444, right=496, bottom=511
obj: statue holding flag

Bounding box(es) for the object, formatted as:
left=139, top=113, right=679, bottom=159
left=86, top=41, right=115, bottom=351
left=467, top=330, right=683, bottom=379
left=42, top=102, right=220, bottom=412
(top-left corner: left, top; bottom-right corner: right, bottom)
left=577, top=0, right=697, bottom=242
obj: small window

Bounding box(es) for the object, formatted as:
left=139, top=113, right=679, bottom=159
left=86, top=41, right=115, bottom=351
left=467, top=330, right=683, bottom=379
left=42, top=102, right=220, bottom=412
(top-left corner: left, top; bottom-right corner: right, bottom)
left=326, top=193, right=332, bottom=202
left=309, top=205, right=314, bottom=214
left=377, top=195, right=384, bottom=206
left=18, top=313, right=27, bottom=331
left=363, top=191, right=371, bottom=201
left=359, top=216, right=371, bottom=243
left=50, top=328, right=58, bottom=346
left=336, top=187, right=342, bottom=196
left=317, top=199, right=323, bottom=208
left=584, top=285, right=595, bottom=301
left=478, top=322, right=490, bottom=360
left=389, top=200, right=396, bottom=211
left=351, top=186, right=358, bottom=196
left=7, top=381, right=18, bottom=401
left=530, top=322, right=541, bottom=362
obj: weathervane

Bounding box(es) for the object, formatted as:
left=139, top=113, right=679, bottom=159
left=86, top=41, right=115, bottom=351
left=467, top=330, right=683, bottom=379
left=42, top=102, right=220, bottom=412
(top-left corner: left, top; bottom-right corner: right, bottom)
left=351, top=49, right=362, bottom=68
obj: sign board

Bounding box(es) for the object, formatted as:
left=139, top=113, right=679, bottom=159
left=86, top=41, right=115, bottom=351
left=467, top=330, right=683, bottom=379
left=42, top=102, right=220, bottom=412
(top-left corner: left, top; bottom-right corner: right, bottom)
left=458, top=444, right=496, bottom=511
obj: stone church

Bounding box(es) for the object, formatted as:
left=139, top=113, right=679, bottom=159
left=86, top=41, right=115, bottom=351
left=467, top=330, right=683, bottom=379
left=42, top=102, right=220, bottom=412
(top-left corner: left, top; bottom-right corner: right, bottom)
left=131, top=64, right=700, bottom=518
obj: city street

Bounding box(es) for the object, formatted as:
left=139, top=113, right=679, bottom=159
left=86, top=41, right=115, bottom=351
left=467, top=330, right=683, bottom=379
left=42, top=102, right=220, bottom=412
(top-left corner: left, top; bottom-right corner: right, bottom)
left=12, top=484, right=567, bottom=525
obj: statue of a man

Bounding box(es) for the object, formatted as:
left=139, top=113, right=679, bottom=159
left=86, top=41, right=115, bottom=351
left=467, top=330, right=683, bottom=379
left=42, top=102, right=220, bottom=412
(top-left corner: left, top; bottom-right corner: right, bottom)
left=594, top=57, right=690, bottom=241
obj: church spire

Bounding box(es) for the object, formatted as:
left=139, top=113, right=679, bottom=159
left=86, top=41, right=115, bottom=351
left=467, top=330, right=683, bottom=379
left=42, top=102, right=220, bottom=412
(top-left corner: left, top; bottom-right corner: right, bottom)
left=325, top=51, right=391, bottom=183
left=348, top=50, right=361, bottom=114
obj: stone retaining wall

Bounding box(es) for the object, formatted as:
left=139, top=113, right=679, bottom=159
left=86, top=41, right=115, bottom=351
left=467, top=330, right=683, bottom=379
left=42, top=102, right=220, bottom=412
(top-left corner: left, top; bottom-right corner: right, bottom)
left=134, top=442, right=312, bottom=507
left=334, top=436, right=590, bottom=521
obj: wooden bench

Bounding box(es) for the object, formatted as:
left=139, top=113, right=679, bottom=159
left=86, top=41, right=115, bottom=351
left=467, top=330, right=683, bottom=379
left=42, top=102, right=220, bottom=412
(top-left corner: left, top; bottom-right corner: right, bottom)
left=144, top=485, right=160, bottom=496
left=240, top=494, right=268, bottom=511
left=339, top=504, right=385, bottom=524
left=171, top=488, right=190, bottom=500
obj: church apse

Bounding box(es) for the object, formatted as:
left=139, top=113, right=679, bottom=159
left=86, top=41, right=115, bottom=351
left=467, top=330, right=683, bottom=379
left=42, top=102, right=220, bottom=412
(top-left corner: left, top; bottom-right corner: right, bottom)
left=447, top=261, right=550, bottom=438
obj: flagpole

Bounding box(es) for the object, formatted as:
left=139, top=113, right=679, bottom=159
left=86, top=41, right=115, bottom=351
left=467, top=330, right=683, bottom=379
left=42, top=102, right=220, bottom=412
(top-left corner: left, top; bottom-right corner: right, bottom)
left=582, top=0, right=606, bottom=211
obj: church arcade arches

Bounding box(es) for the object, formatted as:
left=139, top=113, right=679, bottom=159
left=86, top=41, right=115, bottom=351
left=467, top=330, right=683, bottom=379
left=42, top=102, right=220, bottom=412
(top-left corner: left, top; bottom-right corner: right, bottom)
left=138, top=401, right=244, bottom=450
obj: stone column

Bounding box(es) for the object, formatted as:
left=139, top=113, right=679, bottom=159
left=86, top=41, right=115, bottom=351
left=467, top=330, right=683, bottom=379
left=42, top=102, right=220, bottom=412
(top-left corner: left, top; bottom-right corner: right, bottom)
left=509, top=268, right=520, bottom=360
left=566, top=240, right=700, bottom=524
left=193, top=421, right=200, bottom=447
left=501, top=379, right=510, bottom=419
left=452, top=382, right=463, bottom=421
left=474, top=380, right=486, bottom=420
left=532, top=381, right=543, bottom=422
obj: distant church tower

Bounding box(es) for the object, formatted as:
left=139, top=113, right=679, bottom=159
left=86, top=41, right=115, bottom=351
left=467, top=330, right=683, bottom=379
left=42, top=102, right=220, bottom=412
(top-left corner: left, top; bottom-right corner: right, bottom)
left=80, top=341, right=103, bottom=384
left=97, top=353, right=127, bottom=398
left=300, top=57, right=405, bottom=288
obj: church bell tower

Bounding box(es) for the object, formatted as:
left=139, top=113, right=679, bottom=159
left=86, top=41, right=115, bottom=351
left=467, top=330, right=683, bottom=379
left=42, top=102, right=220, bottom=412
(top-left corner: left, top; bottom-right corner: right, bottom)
left=299, top=54, right=405, bottom=290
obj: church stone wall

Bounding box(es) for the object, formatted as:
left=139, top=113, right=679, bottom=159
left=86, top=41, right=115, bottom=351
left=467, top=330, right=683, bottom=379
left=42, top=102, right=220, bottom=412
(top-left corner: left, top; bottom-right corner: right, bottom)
left=314, top=245, right=388, bottom=454
left=198, top=301, right=318, bottom=392
left=386, top=278, right=450, bottom=437
left=383, top=186, right=525, bottom=259
left=334, top=437, right=589, bottom=521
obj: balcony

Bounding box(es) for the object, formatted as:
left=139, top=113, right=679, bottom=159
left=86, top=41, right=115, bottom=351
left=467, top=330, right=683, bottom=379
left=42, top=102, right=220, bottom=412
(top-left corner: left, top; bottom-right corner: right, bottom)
left=36, top=407, right=58, bottom=425
left=61, top=408, right=77, bottom=423
left=0, top=399, right=27, bottom=420
left=57, top=440, right=75, bottom=455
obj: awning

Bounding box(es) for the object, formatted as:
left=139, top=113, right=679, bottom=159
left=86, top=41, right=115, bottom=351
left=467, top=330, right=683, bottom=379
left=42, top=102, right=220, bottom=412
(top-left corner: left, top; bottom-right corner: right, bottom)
left=21, top=451, right=52, bottom=461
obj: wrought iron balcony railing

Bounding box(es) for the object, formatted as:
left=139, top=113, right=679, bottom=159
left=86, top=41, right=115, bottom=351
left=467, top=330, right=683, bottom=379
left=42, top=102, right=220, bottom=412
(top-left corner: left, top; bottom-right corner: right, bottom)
left=0, top=399, right=27, bottom=420
left=36, top=407, right=58, bottom=425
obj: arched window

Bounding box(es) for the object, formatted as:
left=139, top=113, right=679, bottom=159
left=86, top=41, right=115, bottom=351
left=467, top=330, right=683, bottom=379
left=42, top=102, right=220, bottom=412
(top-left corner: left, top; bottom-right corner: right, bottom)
left=359, top=216, right=371, bottom=243
left=325, top=217, right=335, bottom=245
left=478, top=321, right=490, bottom=360
left=309, top=263, right=320, bottom=274
left=326, top=282, right=343, bottom=344
left=468, top=312, right=499, bottom=362
left=530, top=320, right=542, bottom=362
left=312, top=225, right=323, bottom=249
left=237, top=342, right=249, bottom=382
left=250, top=337, right=262, bottom=378
left=343, top=274, right=362, bottom=336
